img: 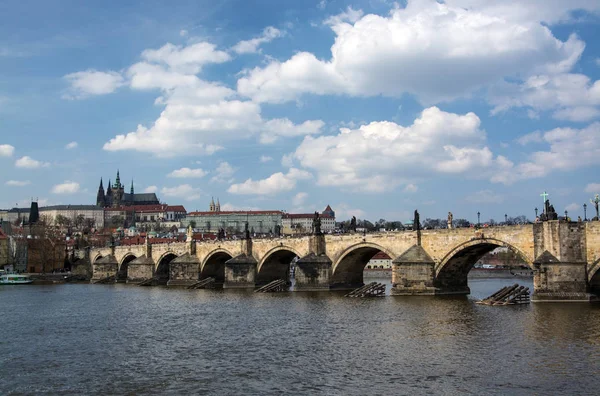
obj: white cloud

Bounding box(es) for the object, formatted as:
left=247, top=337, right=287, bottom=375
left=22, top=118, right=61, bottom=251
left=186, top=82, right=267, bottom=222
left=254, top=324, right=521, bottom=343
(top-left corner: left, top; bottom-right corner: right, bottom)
left=491, top=73, right=600, bottom=122
left=493, top=122, right=600, bottom=184
left=168, top=167, right=207, bottom=178
left=211, top=162, right=236, bottom=183
left=232, top=26, right=283, bottom=54
left=292, top=192, right=308, bottom=206
left=281, top=153, right=294, bottom=168
left=293, top=107, right=495, bottom=192
left=335, top=203, right=365, bottom=219
left=51, top=181, right=80, bottom=194
left=161, top=184, right=201, bottom=201
left=0, top=144, right=15, bottom=157
left=237, top=1, right=586, bottom=104
left=565, top=203, right=579, bottom=212
left=228, top=168, right=312, bottom=195
left=259, top=155, right=273, bottom=163
left=143, top=185, right=158, bottom=193
left=5, top=180, right=30, bottom=187
left=317, top=0, right=326, bottom=10
left=466, top=190, right=504, bottom=204
left=179, top=29, right=188, bottom=37
left=324, top=6, right=364, bottom=26
left=63, top=70, right=124, bottom=99
left=65, top=141, right=78, bottom=149
left=15, top=156, right=49, bottom=169
left=141, top=42, right=231, bottom=74
left=403, top=184, right=418, bottom=193
left=516, top=131, right=543, bottom=145
left=585, top=183, right=600, bottom=193
left=101, top=50, right=323, bottom=156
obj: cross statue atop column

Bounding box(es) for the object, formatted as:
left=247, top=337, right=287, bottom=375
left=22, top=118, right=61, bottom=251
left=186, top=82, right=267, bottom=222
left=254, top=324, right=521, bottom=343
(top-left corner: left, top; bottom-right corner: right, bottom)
left=541, top=191, right=549, bottom=204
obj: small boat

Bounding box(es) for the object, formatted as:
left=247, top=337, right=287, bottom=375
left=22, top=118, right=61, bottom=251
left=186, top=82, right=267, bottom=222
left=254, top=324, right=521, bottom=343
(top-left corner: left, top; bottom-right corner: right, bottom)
left=0, top=274, right=34, bottom=284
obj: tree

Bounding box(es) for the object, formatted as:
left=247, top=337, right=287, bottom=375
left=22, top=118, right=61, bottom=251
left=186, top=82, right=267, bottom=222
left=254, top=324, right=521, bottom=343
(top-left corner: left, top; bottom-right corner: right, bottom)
left=110, top=215, right=124, bottom=228
left=83, top=218, right=96, bottom=233
left=55, top=214, right=70, bottom=228
left=75, top=214, right=86, bottom=229
left=453, top=219, right=471, bottom=228
left=423, top=218, right=444, bottom=229
left=189, top=220, right=197, bottom=229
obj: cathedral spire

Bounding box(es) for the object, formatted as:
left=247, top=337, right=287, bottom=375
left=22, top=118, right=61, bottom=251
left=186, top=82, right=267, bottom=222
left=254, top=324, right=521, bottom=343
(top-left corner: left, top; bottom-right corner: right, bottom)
left=130, top=179, right=134, bottom=195
left=96, top=178, right=105, bottom=207
left=210, top=197, right=215, bottom=212
left=216, top=198, right=221, bottom=212
left=115, top=170, right=121, bottom=188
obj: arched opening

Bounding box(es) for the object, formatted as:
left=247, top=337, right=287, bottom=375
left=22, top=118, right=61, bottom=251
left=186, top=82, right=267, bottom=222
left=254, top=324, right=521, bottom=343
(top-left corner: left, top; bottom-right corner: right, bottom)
left=257, top=249, right=298, bottom=286
left=589, top=264, right=600, bottom=296
left=331, top=245, right=390, bottom=289
left=436, top=242, right=533, bottom=296
left=201, top=251, right=232, bottom=284
left=116, top=255, right=137, bottom=283
left=156, top=253, right=177, bottom=285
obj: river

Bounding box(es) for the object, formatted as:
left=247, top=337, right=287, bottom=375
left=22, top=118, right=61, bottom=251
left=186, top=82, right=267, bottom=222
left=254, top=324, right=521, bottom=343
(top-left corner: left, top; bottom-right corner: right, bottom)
left=1, top=278, right=599, bottom=395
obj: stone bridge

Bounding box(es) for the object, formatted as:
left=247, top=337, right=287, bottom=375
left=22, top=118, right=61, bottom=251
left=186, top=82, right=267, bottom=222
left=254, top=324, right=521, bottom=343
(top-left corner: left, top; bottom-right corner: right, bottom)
left=85, top=220, right=600, bottom=302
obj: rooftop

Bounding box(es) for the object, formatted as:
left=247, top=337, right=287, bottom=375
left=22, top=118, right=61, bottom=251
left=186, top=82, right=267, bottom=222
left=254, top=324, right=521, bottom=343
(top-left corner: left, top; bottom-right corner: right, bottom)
left=188, top=210, right=283, bottom=216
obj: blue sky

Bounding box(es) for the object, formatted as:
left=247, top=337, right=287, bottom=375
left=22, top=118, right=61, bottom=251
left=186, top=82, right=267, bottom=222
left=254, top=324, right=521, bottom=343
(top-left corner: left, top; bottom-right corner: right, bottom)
left=1, top=0, right=600, bottom=223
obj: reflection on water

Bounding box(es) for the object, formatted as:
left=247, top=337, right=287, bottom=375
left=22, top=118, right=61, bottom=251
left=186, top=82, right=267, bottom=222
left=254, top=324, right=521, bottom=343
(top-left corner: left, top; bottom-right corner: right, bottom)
left=1, top=279, right=599, bottom=395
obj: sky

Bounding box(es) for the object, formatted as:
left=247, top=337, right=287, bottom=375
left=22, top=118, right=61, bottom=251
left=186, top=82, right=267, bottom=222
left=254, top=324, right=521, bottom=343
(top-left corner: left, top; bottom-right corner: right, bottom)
left=1, top=0, right=600, bottom=223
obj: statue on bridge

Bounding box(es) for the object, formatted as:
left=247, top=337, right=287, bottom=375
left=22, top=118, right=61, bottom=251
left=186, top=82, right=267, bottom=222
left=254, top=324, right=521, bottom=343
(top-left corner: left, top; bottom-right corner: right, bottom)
left=447, top=212, right=453, bottom=229
left=217, top=228, right=225, bottom=240
left=350, top=216, right=357, bottom=232
left=413, top=210, right=420, bottom=231
left=312, top=211, right=322, bottom=235
left=186, top=224, right=193, bottom=242
left=244, top=222, right=250, bottom=239
left=591, top=194, right=600, bottom=220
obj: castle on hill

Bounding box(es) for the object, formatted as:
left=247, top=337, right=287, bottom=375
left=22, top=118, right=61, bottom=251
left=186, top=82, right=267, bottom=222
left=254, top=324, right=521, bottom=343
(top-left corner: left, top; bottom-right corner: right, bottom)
left=96, top=170, right=160, bottom=208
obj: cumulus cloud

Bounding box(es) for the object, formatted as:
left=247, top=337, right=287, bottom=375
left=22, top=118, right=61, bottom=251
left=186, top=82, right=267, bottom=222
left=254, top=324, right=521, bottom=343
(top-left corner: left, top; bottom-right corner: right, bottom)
left=0, top=144, right=15, bottom=157
left=15, top=156, right=49, bottom=169
left=491, top=73, right=600, bottom=122
left=98, top=40, right=323, bottom=156
left=228, top=168, right=312, bottom=195
left=516, top=131, right=543, bottom=145
left=5, top=180, right=30, bottom=186
left=565, top=203, right=580, bottom=212
left=161, top=184, right=201, bottom=201
left=232, top=26, right=283, bottom=54
left=292, top=107, right=496, bottom=192
left=65, top=141, right=78, bottom=149
left=143, top=185, right=158, bottom=193
left=168, top=167, right=207, bottom=178
left=51, top=181, right=80, bottom=194
left=237, top=0, right=586, bottom=104
left=63, top=70, right=124, bottom=99
left=292, top=192, right=308, bottom=206
left=259, top=155, right=273, bottom=163
left=211, top=162, right=236, bottom=183
left=493, top=122, right=600, bottom=184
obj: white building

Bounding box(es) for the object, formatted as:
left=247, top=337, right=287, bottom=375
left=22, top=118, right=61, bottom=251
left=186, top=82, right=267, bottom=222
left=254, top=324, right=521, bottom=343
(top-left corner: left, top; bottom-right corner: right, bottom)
left=40, top=205, right=105, bottom=229
left=365, top=252, right=392, bottom=269
left=282, top=205, right=336, bottom=235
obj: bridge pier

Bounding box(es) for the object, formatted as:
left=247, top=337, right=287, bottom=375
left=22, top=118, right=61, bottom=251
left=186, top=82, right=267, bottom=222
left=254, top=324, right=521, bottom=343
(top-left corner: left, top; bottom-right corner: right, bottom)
left=127, top=255, right=155, bottom=283
left=91, top=255, right=118, bottom=282
left=391, top=245, right=439, bottom=295
left=224, top=233, right=257, bottom=289
left=168, top=253, right=200, bottom=287
left=295, top=234, right=331, bottom=291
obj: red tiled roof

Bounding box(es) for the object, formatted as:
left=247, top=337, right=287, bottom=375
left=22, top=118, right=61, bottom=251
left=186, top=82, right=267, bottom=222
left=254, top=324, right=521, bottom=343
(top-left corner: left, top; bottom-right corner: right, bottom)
left=324, top=205, right=333, bottom=212
left=165, top=205, right=186, bottom=212
left=104, top=204, right=186, bottom=213
left=283, top=213, right=334, bottom=219
left=372, top=251, right=391, bottom=260
left=188, top=210, right=283, bottom=216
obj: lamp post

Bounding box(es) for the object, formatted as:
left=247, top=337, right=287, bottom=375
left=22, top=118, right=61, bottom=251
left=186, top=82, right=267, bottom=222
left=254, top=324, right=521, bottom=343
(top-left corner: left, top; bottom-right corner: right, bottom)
left=504, top=214, right=508, bottom=224
left=584, top=203, right=587, bottom=221
left=535, top=207, right=538, bottom=218
left=565, top=210, right=568, bottom=221
left=477, top=211, right=480, bottom=226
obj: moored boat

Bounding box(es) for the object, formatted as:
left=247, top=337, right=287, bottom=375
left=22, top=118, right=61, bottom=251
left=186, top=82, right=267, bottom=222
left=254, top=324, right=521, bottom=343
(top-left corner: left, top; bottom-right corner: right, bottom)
left=0, top=274, right=34, bottom=285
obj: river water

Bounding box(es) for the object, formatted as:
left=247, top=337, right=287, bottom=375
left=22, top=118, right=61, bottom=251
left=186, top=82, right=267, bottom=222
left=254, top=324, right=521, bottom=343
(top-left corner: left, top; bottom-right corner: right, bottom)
left=1, top=278, right=599, bottom=395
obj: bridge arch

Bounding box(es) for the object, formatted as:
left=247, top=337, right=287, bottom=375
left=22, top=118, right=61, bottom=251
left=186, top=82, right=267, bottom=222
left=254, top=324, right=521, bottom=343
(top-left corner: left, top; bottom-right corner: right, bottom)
left=116, top=253, right=137, bottom=283
left=331, top=242, right=396, bottom=288
left=435, top=238, right=533, bottom=294
left=155, top=252, right=178, bottom=285
left=200, top=249, right=233, bottom=283
left=256, top=246, right=300, bottom=285
left=92, top=253, right=103, bottom=264
left=588, top=258, right=600, bottom=295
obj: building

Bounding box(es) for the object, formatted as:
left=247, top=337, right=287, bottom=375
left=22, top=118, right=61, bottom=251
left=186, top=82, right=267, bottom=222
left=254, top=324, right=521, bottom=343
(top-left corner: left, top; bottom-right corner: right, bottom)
left=96, top=170, right=160, bottom=208
left=3, top=207, right=30, bottom=225
left=184, top=198, right=282, bottom=234
left=40, top=205, right=105, bottom=229
left=104, top=204, right=187, bottom=229
left=365, top=251, right=392, bottom=269
left=0, top=229, right=8, bottom=268
left=282, top=205, right=336, bottom=235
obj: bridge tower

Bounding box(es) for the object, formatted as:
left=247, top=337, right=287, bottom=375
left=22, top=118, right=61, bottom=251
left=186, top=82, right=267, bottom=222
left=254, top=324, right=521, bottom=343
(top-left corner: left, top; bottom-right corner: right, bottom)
left=295, top=213, right=332, bottom=291
left=223, top=222, right=257, bottom=288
